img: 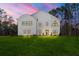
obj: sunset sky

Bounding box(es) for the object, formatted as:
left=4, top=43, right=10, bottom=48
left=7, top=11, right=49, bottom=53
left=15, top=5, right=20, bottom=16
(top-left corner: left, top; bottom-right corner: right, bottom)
left=0, top=3, right=64, bottom=19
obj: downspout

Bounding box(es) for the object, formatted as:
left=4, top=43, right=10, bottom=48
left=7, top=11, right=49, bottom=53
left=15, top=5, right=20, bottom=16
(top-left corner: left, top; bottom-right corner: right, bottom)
left=36, top=18, right=38, bottom=35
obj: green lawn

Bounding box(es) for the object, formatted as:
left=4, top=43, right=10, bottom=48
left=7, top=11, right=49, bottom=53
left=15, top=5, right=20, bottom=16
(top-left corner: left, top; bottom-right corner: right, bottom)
left=0, top=36, right=79, bottom=56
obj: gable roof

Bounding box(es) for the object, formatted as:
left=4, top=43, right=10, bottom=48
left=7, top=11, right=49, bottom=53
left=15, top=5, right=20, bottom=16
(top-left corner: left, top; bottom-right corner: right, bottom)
left=31, top=11, right=60, bottom=21
left=18, top=11, right=60, bottom=22
left=18, top=14, right=36, bottom=21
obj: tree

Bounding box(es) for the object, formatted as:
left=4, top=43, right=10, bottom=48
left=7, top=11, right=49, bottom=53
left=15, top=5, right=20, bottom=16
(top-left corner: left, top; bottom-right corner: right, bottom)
left=49, top=4, right=74, bottom=36
left=49, top=9, right=57, bottom=16
left=0, top=8, right=17, bottom=36
left=64, top=3, right=73, bottom=35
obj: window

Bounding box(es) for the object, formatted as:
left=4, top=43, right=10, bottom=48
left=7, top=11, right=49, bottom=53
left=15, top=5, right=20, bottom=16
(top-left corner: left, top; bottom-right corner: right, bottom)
left=23, top=29, right=31, bottom=35
left=27, top=29, right=31, bottom=34
left=38, top=29, right=42, bottom=35
left=38, top=22, right=42, bottom=27
left=22, top=21, right=32, bottom=26
left=53, top=30, right=58, bottom=35
left=46, top=22, right=49, bottom=26
left=23, top=29, right=27, bottom=34
left=52, top=20, right=58, bottom=27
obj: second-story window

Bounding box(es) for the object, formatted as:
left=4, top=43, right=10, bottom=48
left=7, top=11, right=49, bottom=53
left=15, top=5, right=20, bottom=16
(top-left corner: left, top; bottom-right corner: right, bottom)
left=46, top=22, right=49, bottom=26
left=22, top=21, right=32, bottom=26
left=38, top=22, right=42, bottom=27
left=52, top=20, right=58, bottom=27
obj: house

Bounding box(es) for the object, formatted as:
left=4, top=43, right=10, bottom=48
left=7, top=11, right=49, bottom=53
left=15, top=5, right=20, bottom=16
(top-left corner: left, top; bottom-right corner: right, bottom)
left=18, top=11, right=60, bottom=36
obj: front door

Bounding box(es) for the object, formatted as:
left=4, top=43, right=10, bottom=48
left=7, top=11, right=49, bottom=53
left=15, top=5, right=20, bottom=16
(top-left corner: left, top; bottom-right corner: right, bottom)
left=45, top=30, right=49, bottom=35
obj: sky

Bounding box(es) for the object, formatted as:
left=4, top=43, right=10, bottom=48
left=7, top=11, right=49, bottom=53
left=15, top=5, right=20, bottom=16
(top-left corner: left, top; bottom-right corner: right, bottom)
left=0, top=3, right=64, bottom=19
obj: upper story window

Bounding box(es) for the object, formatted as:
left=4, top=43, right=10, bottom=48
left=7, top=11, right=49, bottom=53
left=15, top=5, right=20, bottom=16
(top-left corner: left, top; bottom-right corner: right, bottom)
left=38, top=22, right=42, bottom=27
left=52, top=20, right=58, bottom=27
left=46, top=22, right=49, bottom=26
left=22, top=21, right=32, bottom=26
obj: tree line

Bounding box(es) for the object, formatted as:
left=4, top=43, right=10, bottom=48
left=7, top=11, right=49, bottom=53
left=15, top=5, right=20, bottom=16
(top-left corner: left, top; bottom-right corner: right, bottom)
left=49, top=3, right=79, bottom=36
left=1, top=3, right=79, bottom=36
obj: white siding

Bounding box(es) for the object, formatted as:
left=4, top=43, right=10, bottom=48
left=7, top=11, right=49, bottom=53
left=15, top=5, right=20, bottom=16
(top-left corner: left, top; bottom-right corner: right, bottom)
left=18, top=14, right=36, bottom=35
left=18, top=11, right=60, bottom=36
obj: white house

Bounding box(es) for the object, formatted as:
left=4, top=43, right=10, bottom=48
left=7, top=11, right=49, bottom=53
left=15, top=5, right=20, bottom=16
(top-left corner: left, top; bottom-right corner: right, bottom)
left=18, top=11, right=60, bottom=36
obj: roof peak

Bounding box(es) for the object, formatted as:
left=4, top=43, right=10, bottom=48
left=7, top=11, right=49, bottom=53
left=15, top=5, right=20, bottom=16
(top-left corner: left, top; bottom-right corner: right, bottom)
left=31, top=10, right=47, bottom=16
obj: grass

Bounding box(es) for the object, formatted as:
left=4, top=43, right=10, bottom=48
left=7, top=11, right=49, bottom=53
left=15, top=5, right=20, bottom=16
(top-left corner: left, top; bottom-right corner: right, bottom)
left=0, top=36, right=79, bottom=56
